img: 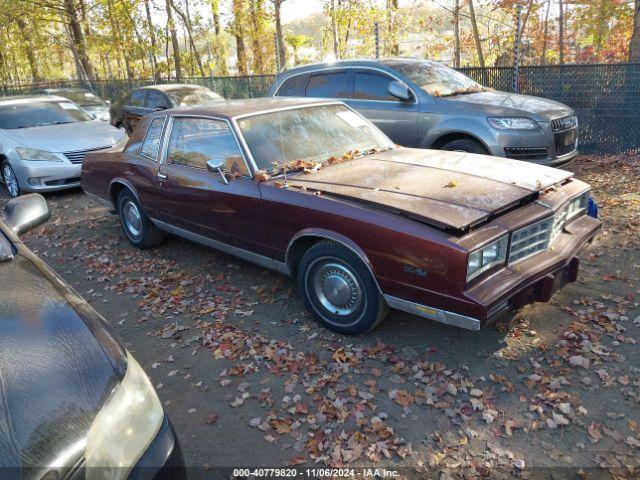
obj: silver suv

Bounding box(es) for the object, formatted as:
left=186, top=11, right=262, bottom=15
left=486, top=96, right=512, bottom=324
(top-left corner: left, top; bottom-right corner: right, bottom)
left=267, top=58, right=578, bottom=166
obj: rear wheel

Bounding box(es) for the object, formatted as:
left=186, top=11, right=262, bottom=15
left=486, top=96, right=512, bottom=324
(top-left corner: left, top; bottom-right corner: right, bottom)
left=2, top=162, right=20, bottom=197
left=440, top=138, right=487, bottom=154
left=297, top=241, right=388, bottom=335
left=117, top=189, right=164, bottom=248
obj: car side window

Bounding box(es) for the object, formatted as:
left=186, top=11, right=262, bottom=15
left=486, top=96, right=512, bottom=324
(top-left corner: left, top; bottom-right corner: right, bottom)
left=146, top=90, right=170, bottom=110
left=353, top=71, right=397, bottom=101
left=129, top=90, right=146, bottom=107
left=166, top=117, right=249, bottom=176
left=277, top=74, right=308, bottom=96
left=140, top=116, right=166, bottom=160
left=305, top=71, right=348, bottom=98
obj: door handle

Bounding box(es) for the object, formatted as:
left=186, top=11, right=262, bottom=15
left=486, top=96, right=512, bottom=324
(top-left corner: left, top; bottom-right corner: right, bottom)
left=157, top=171, right=167, bottom=181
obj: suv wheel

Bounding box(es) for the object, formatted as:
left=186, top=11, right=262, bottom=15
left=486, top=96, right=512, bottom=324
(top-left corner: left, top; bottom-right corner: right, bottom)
left=117, top=189, right=164, bottom=248
left=441, top=138, right=487, bottom=154
left=297, top=241, right=388, bottom=335
left=2, top=162, right=20, bottom=197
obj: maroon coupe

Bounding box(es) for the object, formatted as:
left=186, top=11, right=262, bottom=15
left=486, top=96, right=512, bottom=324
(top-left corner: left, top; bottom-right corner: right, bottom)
left=81, top=98, right=600, bottom=335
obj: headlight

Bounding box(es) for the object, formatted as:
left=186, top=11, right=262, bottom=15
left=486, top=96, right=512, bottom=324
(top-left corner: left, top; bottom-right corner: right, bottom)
left=487, top=117, right=539, bottom=130
left=566, top=190, right=589, bottom=220
left=467, top=235, right=509, bottom=281
left=85, top=352, right=164, bottom=480
left=15, top=147, right=63, bottom=162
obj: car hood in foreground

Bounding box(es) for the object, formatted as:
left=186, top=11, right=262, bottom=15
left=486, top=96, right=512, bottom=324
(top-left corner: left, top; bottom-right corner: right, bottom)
left=442, top=90, right=573, bottom=120
left=285, top=148, right=572, bottom=231
left=0, top=228, right=126, bottom=478
left=2, top=120, right=123, bottom=152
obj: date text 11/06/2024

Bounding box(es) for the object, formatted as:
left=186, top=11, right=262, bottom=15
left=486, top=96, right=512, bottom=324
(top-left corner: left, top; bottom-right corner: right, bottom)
left=232, top=468, right=399, bottom=477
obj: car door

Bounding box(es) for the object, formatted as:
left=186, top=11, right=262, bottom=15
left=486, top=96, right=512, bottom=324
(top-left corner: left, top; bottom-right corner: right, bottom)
left=122, top=89, right=148, bottom=134
left=346, top=68, right=420, bottom=147
left=156, top=116, right=270, bottom=256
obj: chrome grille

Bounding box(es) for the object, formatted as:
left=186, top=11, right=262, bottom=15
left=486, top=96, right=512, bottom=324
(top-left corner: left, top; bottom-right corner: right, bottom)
left=551, top=115, right=577, bottom=132
left=63, top=145, right=112, bottom=164
left=509, top=217, right=553, bottom=263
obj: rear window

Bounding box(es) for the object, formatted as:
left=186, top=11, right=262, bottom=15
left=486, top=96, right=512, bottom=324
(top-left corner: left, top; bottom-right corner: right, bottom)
left=277, top=75, right=307, bottom=96
left=0, top=101, right=93, bottom=129
left=140, top=117, right=166, bottom=160
left=129, top=90, right=146, bottom=107
left=306, top=71, right=349, bottom=98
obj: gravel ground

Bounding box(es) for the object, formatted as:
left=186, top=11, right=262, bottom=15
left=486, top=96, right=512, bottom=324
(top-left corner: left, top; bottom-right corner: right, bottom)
left=2, top=155, right=640, bottom=479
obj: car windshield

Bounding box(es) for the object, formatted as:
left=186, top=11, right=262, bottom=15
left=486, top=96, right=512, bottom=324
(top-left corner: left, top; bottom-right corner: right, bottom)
left=166, top=88, right=223, bottom=107
left=0, top=101, right=94, bottom=129
left=58, top=90, right=104, bottom=107
left=237, top=104, right=394, bottom=174
left=390, top=60, right=486, bottom=97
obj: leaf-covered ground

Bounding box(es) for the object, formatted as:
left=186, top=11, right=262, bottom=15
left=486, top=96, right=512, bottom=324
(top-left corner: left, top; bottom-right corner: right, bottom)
left=3, top=155, right=640, bottom=478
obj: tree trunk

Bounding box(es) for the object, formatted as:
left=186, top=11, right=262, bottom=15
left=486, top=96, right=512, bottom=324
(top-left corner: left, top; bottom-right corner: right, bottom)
left=63, top=0, right=95, bottom=80
left=559, top=0, right=564, bottom=64
left=273, top=0, right=286, bottom=68
left=453, top=0, right=460, bottom=68
left=631, top=0, right=640, bottom=62
left=594, top=0, right=607, bottom=56
left=387, top=0, right=399, bottom=55
left=170, top=0, right=206, bottom=77
left=467, top=0, right=485, bottom=67
left=249, top=0, right=265, bottom=73
left=541, top=0, right=551, bottom=64
left=210, top=0, right=229, bottom=75
left=166, top=0, right=182, bottom=79
left=232, top=0, right=248, bottom=74
left=144, top=0, right=160, bottom=81
left=330, top=0, right=338, bottom=58
left=15, top=18, right=41, bottom=82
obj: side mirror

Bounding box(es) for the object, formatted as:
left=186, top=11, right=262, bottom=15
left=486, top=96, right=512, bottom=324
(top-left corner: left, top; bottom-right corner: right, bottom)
left=388, top=80, right=412, bottom=101
left=154, top=105, right=168, bottom=111
left=206, top=159, right=229, bottom=185
left=2, top=194, right=50, bottom=235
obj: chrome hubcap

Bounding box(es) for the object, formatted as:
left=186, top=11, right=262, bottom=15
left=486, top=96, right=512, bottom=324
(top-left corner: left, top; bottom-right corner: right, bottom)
left=123, top=200, right=142, bottom=238
left=3, top=165, right=18, bottom=197
left=311, top=261, right=362, bottom=317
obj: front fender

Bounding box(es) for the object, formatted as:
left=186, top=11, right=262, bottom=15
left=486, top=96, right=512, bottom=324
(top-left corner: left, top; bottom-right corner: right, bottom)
left=422, top=116, right=500, bottom=154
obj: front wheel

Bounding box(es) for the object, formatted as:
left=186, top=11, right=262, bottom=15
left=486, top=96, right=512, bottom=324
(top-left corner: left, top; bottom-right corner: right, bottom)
left=297, top=241, right=388, bottom=335
left=440, top=138, right=487, bottom=154
left=117, top=189, right=164, bottom=248
left=2, top=162, right=20, bottom=197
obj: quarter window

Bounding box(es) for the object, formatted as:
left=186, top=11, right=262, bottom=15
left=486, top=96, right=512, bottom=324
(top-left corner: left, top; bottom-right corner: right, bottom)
left=306, top=71, right=349, bottom=98
left=353, top=71, right=396, bottom=101
left=166, top=117, right=249, bottom=176
left=129, top=90, right=146, bottom=107
left=140, top=116, right=166, bottom=160
left=277, top=75, right=307, bottom=96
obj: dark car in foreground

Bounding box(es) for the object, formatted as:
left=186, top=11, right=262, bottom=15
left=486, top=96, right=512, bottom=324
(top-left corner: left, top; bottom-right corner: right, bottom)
left=35, top=87, right=111, bottom=121
left=268, top=58, right=578, bottom=166
left=0, top=195, right=186, bottom=479
left=110, top=83, right=224, bottom=134
left=81, top=98, right=600, bottom=335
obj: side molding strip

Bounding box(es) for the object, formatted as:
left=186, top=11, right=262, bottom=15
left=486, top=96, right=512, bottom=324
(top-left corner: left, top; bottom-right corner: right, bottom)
left=383, top=295, right=481, bottom=331
left=151, top=219, right=290, bottom=276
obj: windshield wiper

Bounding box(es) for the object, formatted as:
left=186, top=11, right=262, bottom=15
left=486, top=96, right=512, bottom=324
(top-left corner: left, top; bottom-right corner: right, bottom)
left=36, top=121, right=75, bottom=127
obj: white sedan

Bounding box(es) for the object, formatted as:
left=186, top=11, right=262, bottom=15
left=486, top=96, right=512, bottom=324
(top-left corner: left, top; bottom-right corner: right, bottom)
left=0, top=95, right=126, bottom=197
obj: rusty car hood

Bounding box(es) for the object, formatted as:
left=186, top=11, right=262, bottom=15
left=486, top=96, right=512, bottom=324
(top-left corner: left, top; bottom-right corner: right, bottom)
left=285, top=147, right=573, bottom=231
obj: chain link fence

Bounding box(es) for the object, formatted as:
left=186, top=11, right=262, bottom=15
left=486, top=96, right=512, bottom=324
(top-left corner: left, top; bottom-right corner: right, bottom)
left=3, top=64, right=640, bottom=155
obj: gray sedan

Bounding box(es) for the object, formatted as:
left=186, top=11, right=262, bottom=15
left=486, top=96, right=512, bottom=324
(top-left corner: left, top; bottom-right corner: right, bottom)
left=0, top=95, right=126, bottom=197
left=268, top=58, right=578, bottom=166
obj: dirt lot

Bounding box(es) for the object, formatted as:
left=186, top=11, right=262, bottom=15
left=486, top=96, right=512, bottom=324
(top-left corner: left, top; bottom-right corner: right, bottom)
left=2, top=155, right=640, bottom=479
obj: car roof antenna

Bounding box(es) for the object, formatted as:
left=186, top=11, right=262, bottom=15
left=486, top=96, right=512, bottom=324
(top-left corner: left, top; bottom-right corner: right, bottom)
left=279, top=115, right=289, bottom=188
